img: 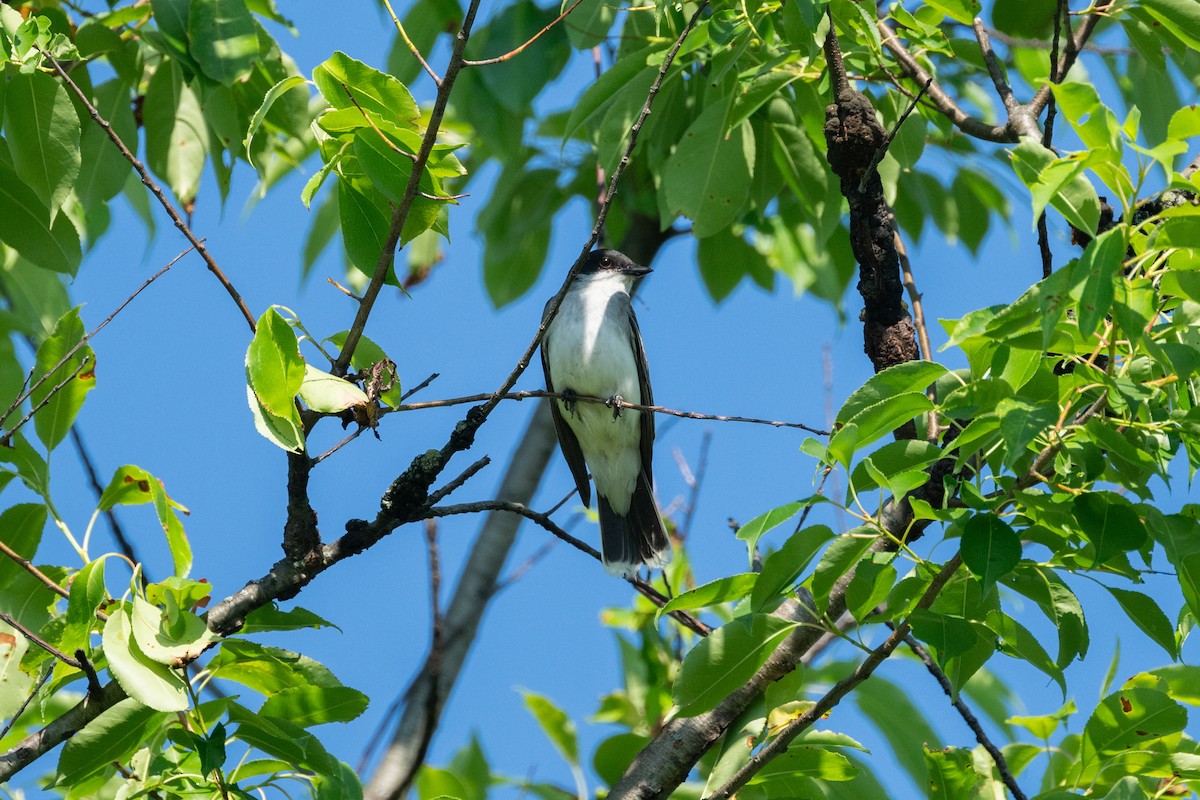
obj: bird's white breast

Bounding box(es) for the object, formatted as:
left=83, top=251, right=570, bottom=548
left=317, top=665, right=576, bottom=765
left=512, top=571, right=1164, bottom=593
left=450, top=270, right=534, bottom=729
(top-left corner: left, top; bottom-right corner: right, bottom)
left=546, top=272, right=643, bottom=510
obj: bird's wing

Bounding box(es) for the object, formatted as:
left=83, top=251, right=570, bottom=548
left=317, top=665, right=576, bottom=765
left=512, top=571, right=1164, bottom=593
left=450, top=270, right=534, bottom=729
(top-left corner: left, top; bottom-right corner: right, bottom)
left=541, top=304, right=592, bottom=508
left=627, top=300, right=655, bottom=481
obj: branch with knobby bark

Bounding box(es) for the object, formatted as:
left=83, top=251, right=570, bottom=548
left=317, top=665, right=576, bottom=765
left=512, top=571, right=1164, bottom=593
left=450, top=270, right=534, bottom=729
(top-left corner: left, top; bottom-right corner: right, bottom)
left=363, top=214, right=674, bottom=800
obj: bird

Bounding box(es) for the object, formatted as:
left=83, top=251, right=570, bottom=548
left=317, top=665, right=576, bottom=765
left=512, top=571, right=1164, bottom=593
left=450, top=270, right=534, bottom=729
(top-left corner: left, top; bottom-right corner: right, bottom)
left=540, top=248, right=671, bottom=578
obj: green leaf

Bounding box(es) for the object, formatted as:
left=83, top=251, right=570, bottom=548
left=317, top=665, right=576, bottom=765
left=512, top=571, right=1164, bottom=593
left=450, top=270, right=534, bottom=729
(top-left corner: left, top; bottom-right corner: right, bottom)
left=752, top=525, right=838, bottom=612
left=66, top=557, right=107, bottom=631
left=697, top=227, right=763, bottom=302
left=247, top=384, right=305, bottom=453
left=76, top=80, right=136, bottom=206
left=1011, top=139, right=1100, bottom=234
left=96, top=464, right=192, bottom=578
left=313, top=51, right=419, bottom=130
left=995, top=398, right=1056, bottom=468
left=1, top=70, right=80, bottom=214
left=562, top=0, right=614, bottom=49
left=909, top=610, right=989, bottom=662
left=479, top=167, right=562, bottom=306
left=1079, top=688, right=1188, bottom=769
left=298, top=364, right=369, bottom=414
left=673, top=614, right=796, bottom=716
left=735, top=500, right=806, bottom=559
left=811, top=530, right=876, bottom=614
left=751, top=747, right=859, bottom=784
left=1105, top=587, right=1178, bottom=659
left=129, top=594, right=218, bottom=665
left=985, top=610, right=1065, bottom=694
left=923, top=746, right=980, bottom=800
left=259, top=685, right=369, bottom=726
left=837, top=361, right=947, bottom=424
left=0, top=504, right=48, bottom=597
left=337, top=180, right=394, bottom=281
left=228, top=702, right=340, bottom=774
left=189, top=0, right=260, bottom=84
left=245, top=75, right=309, bottom=173
left=101, top=603, right=189, bottom=712
left=959, top=515, right=1021, bottom=595
left=1072, top=492, right=1149, bottom=567
left=0, top=149, right=82, bottom=274
left=324, top=332, right=402, bottom=408
left=143, top=60, right=210, bottom=204
left=845, top=561, right=897, bottom=621
left=246, top=307, right=305, bottom=418
left=660, top=573, right=758, bottom=616
left=522, top=691, right=578, bottom=766
left=1140, top=0, right=1200, bottom=50
left=831, top=392, right=933, bottom=460
left=593, top=732, right=651, bottom=788
left=206, top=640, right=342, bottom=695
left=664, top=100, right=754, bottom=238
left=55, top=698, right=166, bottom=786
left=563, top=43, right=666, bottom=143
left=31, top=306, right=95, bottom=451
left=854, top=676, right=941, bottom=788
left=1076, top=229, right=1125, bottom=335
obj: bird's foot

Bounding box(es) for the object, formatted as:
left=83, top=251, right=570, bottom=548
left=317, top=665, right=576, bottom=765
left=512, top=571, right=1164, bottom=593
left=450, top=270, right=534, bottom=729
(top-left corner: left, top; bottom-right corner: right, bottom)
left=561, top=388, right=578, bottom=416
left=606, top=394, right=624, bottom=421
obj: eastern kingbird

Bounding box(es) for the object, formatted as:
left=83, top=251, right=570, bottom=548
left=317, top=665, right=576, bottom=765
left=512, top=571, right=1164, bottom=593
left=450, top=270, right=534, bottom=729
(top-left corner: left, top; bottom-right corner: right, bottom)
left=541, top=249, right=670, bottom=578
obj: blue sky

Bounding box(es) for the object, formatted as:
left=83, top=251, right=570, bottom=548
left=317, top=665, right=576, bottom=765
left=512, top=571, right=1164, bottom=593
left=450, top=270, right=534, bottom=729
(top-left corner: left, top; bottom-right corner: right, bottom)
left=8, top=1, right=1199, bottom=797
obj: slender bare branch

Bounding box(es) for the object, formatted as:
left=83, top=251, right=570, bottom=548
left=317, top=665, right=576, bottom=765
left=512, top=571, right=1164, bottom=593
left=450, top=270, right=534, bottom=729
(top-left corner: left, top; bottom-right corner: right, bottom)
left=381, top=0, right=443, bottom=84
left=0, top=540, right=70, bottom=600
left=427, top=499, right=711, bottom=636
left=46, top=56, right=257, bottom=332
left=390, top=390, right=828, bottom=434
left=0, top=245, right=192, bottom=437
left=463, top=0, right=586, bottom=66
left=904, top=632, right=1029, bottom=800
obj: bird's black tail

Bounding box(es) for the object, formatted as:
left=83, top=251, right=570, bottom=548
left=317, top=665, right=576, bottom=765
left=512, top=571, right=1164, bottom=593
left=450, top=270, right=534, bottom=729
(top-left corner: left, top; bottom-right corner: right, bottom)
left=598, top=474, right=671, bottom=578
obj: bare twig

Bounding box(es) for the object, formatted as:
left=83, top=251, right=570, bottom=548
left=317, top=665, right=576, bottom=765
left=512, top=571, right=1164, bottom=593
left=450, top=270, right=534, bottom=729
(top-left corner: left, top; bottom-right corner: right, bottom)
left=974, top=20, right=1020, bottom=116
left=0, top=541, right=70, bottom=600
left=426, top=500, right=711, bottom=636
left=391, top=389, right=828, bottom=434
left=680, top=431, right=711, bottom=539
left=333, top=0, right=484, bottom=374
left=877, top=20, right=1013, bottom=143
left=381, top=0, right=443, bottom=84
left=894, top=231, right=932, bottom=364
left=904, top=632, right=1028, bottom=800
left=858, top=77, right=933, bottom=194
left=1037, top=0, right=1068, bottom=278
left=46, top=55, right=256, bottom=333
left=463, top=0, right=586, bottom=66
left=426, top=456, right=491, bottom=507
left=0, top=611, right=87, bottom=672
left=0, top=665, right=52, bottom=742
left=400, top=372, right=440, bottom=402
left=0, top=246, right=191, bottom=436
left=1027, top=3, right=1106, bottom=116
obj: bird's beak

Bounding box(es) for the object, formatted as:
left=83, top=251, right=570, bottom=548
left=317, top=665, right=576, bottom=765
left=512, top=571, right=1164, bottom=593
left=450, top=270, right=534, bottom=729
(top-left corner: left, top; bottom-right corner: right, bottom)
left=619, top=263, right=652, bottom=277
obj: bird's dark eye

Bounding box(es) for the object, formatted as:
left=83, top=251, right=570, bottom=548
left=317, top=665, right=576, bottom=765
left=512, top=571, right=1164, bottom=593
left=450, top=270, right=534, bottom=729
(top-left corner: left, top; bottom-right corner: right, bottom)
left=602, top=257, right=611, bottom=266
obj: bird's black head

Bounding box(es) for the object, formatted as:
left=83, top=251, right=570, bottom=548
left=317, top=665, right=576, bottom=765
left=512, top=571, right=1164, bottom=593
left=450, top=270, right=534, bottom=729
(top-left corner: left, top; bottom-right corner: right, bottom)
left=581, top=249, right=652, bottom=277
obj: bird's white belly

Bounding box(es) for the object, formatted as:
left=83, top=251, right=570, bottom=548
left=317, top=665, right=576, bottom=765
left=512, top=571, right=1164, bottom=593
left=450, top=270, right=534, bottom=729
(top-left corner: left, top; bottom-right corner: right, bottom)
left=548, top=297, right=643, bottom=512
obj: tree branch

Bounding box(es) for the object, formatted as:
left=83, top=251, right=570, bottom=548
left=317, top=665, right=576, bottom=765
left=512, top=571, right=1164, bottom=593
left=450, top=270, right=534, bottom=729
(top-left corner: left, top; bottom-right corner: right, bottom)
left=46, top=56, right=257, bottom=333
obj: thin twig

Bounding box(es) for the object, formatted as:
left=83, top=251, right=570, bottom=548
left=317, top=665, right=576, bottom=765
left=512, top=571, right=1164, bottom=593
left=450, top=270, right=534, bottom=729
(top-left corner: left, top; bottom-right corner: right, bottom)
left=877, top=20, right=1013, bottom=143
left=45, top=55, right=256, bottom=333
left=332, top=0, right=484, bottom=374
left=0, top=665, right=52, bottom=742
left=973, top=20, right=1019, bottom=115
left=390, top=390, right=828, bottom=434
left=0, top=246, right=192, bottom=435
left=463, top=0, right=585, bottom=66
left=1037, top=0, right=1068, bottom=278
left=1027, top=3, right=1105, bottom=116
left=426, top=500, right=711, bottom=636
left=0, top=611, right=86, bottom=671
left=425, top=456, right=491, bottom=507
left=0, top=541, right=70, bottom=600
left=705, top=556, right=963, bottom=798
left=0, top=361, right=88, bottom=448
left=400, top=372, right=440, bottom=402
left=894, top=231, right=932, bottom=365
left=474, top=0, right=710, bottom=425
left=903, top=632, right=1028, bottom=800
left=858, top=77, right=932, bottom=194
left=381, top=0, right=443, bottom=84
